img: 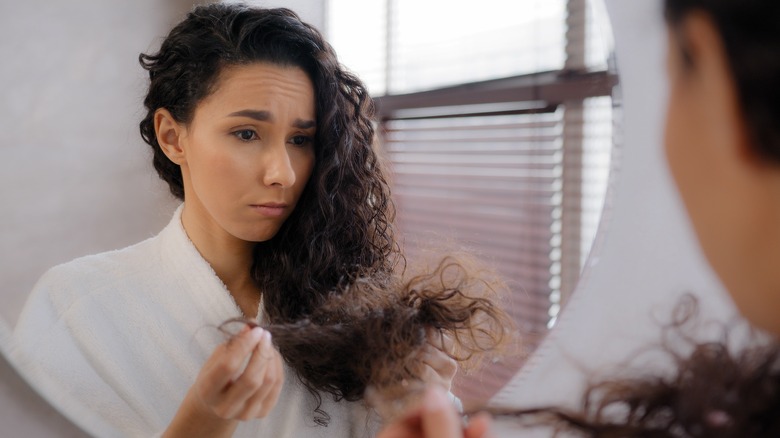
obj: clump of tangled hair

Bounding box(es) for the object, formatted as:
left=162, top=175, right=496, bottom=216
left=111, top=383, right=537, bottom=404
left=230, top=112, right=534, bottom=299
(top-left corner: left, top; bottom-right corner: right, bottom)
left=486, top=295, right=780, bottom=437
left=222, top=256, right=512, bottom=425
left=665, top=0, right=780, bottom=161
left=140, top=2, right=511, bottom=425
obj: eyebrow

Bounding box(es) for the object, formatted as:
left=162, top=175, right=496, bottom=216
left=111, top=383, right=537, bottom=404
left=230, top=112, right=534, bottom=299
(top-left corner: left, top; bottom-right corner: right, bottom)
left=228, top=109, right=316, bottom=130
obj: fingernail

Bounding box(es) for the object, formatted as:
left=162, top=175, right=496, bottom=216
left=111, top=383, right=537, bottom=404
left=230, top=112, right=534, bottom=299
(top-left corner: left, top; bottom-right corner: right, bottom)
left=249, top=327, right=264, bottom=341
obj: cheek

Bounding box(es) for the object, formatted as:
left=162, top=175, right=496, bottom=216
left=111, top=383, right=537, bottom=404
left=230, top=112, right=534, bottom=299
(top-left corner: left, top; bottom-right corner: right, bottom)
left=664, top=93, right=697, bottom=203
left=189, top=141, right=248, bottom=195
left=664, top=88, right=756, bottom=293
left=664, top=92, right=723, bottom=253
left=209, top=151, right=246, bottom=179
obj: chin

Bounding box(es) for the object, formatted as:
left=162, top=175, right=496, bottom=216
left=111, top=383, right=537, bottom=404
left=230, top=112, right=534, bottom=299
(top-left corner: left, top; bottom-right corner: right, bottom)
left=240, top=229, right=281, bottom=243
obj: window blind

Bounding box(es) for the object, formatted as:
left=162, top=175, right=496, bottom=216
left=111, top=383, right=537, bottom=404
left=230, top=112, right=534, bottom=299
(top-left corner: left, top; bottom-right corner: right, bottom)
left=383, top=105, right=562, bottom=406
left=386, top=110, right=564, bottom=336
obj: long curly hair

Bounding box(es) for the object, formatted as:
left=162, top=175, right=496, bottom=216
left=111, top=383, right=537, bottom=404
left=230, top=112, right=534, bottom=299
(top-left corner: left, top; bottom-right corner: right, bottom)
left=224, top=256, right=511, bottom=425
left=139, top=2, right=510, bottom=425
left=486, top=296, right=780, bottom=437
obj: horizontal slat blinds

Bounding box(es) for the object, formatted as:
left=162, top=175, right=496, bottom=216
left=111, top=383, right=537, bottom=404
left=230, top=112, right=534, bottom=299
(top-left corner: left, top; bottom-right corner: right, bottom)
left=383, top=109, right=564, bottom=405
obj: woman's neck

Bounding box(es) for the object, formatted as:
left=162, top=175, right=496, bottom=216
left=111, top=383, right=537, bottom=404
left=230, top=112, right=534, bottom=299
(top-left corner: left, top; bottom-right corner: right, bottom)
left=180, top=204, right=260, bottom=319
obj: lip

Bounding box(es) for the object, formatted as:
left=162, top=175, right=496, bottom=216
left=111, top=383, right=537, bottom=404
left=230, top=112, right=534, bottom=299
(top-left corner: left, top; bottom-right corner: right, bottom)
left=250, top=203, right=288, bottom=217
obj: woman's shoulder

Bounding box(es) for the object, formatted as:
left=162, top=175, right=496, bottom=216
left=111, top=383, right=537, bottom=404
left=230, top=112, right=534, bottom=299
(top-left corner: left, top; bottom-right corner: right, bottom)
left=32, top=205, right=187, bottom=301
left=25, top=233, right=167, bottom=316
left=47, top=235, right=160, bottom=285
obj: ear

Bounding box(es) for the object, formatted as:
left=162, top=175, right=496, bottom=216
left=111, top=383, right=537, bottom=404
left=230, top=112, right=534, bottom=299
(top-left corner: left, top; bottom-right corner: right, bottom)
left=154, top=108, right=188, bottom=165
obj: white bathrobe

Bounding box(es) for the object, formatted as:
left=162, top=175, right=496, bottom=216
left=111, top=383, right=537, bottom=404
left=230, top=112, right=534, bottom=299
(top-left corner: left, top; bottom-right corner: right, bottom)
left=13, top=205, right=380, bottom=438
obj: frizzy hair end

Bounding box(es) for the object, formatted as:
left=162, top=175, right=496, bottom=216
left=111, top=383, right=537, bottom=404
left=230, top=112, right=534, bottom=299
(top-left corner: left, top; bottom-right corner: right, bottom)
left=219, top=255, right=513, bottom=424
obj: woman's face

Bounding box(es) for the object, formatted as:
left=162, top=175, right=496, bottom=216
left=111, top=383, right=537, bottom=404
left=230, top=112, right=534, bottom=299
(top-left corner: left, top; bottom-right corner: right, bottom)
left=165, top=62, right=316, bottom=245
left=664, top=15, right=780, bottom=334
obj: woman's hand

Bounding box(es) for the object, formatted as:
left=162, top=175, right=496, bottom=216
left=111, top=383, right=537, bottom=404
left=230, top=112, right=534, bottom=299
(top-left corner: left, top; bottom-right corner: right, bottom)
left=418, top=330, right=458, bottom=391
left=164, top=326, right=284, bottom=438
left=193, top=326, right=284, bottom=420
left=377, top=387, right=494, bottom=438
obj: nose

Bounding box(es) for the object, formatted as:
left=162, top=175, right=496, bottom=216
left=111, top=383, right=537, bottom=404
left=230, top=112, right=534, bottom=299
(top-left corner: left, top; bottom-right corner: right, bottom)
left=261, top=141, right=296, bottom=188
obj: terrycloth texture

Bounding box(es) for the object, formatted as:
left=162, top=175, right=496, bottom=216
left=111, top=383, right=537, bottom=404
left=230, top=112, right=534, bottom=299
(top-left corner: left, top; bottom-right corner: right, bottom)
left=13, top=205, right=380, bottom=438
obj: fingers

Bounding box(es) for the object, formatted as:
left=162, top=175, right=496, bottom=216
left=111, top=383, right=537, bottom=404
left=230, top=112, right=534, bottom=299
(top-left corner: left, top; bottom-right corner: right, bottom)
left=424, top=331, right=458, bottom=381
left=263, top=349, right=284, bottom=415
left=221, top=331, right=276, bottom=418
left=375, top=387, right=493, bottom=438
left=419, top=387, right=464, bottom=438
left=464, top=412, right=494, bottom=438
left=375, top=413, right=423, bottom=438
left=375, top=413, right=422, bottom=438
left=199, top=327, right=265, bottom=403
left=235, top=335, right=284, bottom=419
left=427, top=330, right=455, bottom=355
left=418, top=337, right=458, bottom=391
left=195, top=326, right=285, bottom=421
left=375, top=387, right=462, bottom=438
left=420, top=345, right=458, bottom=380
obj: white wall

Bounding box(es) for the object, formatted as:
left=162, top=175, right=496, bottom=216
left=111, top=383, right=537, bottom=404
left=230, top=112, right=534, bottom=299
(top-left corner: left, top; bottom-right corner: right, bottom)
left=0, top=0, right=190, bottom=327
left=0, top=0, right=193, bottom=435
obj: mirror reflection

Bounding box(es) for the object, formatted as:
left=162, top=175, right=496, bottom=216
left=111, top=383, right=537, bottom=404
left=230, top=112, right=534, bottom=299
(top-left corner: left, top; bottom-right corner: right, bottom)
left=329, top=0, right=618, bottom=406
left=0, top=0, right=619, bottom=436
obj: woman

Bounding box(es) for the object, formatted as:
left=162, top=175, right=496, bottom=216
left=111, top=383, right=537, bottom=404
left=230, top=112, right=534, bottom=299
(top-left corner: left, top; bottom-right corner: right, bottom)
left=13, top=4, right=508, bottom=437
left=377, top=0, right=780, bottom=436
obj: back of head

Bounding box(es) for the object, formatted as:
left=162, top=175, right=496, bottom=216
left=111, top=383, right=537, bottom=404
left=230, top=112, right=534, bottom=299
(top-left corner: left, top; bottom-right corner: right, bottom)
left=664, top=0, right=780, bottom=161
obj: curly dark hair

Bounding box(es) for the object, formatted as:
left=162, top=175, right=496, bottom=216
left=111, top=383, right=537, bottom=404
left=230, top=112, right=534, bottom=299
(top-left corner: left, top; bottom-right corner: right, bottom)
left=486, top=296, right=780, bottom=437
left=223, top=256, right=511, bottom=425
left=138, top=2, right=510, bottom=425
left=665, top=0, right=780, bottom=161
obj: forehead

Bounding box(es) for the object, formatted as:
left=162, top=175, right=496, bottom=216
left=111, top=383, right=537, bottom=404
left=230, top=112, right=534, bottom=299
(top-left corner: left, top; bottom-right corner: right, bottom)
left=198, top=62, right=316, bottom=114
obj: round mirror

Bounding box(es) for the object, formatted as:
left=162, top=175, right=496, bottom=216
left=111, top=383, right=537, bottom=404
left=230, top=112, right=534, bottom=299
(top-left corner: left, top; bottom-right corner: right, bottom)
left=0, top=0, right=620, bottom=434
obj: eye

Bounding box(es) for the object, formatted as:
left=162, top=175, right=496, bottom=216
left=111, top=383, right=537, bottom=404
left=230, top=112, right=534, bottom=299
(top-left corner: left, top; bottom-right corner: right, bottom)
left=233, top=129, right=258, bottom=141
left=290, top=135, right=313, bottom=147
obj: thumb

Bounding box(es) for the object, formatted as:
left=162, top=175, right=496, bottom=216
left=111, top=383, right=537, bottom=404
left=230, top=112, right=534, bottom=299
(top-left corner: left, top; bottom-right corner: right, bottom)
left=464, top=412, right=494, bottom=438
